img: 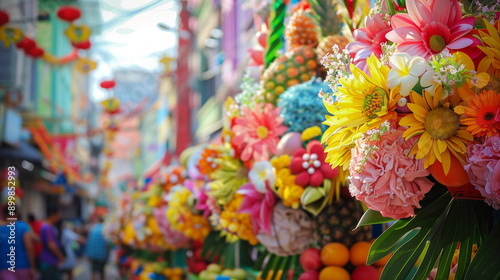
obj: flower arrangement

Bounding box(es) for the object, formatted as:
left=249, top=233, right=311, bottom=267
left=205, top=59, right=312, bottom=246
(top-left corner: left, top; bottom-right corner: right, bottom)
left=319, top=0, right=500, bottom=279
left=106, top=1, right=500, bottom=280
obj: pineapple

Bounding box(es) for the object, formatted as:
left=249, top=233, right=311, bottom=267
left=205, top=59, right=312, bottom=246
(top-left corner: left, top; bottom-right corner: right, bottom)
left=285, top=9, right=320, bottom=49
left=261, top=45, right=318, bottom=105
left=309, top=0, right=350, bottom=75
left=316, top=34, right=349, bottom=61
left=311, top=196, right=372, bottom=249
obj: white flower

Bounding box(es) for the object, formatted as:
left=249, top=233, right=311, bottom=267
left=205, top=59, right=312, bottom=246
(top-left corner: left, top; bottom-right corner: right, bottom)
left=420, top=64, right=438, bottom=96
left=387, top=53, right=427, bottom=97
left=249, top=161, right=276, bottom=193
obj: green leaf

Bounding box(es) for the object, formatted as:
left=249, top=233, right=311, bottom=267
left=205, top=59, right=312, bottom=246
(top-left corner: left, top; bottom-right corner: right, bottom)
left=370, top=187, right=493, bottom=280
left=356, top=209, right=395, bottom=228
left=386, top=0, right=396, bottom=15
left=465, top=222, right=500, bottom=280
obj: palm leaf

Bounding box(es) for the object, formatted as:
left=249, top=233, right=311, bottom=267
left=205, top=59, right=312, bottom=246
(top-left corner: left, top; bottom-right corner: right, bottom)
left=368, top=184, right=493, bottom=280
left=464, top=222, right=500, bottom=280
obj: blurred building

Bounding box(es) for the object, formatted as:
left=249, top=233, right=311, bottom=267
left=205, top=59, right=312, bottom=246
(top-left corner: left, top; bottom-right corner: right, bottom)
left=0, top=0, right=102, bottom=221
left=187, top=0, right=255, bottom=143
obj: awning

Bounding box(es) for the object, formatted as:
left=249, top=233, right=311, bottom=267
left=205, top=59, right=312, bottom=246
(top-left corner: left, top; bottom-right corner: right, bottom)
left=0, top=141, right=43, bottom=163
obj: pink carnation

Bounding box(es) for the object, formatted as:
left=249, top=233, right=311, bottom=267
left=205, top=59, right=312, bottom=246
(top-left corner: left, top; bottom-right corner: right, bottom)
left=465, top=137, right=500, bottom=209
left=349, top=126, right=434, bottom=220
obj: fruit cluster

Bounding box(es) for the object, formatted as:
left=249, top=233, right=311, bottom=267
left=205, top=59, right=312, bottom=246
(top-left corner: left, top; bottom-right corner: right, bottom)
left=299, top=241, right=390, bottom=280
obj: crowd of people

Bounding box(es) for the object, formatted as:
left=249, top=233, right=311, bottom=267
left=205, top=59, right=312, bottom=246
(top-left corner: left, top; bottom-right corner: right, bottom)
left=0, top=206, right=109, bottom=280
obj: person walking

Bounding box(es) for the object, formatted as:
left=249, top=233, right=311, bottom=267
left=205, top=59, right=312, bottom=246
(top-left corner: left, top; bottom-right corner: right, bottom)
left=39, top=206, right=65, bottom=280
left=0, top=207, right=37, bottom=280
left=86, top=217, right=108, bottom=280
left=59, top=221, right=86, bottom=280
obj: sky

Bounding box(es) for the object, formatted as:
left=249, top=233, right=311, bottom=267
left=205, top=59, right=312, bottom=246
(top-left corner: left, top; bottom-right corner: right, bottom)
left=90, top=0, right=179, bottom=101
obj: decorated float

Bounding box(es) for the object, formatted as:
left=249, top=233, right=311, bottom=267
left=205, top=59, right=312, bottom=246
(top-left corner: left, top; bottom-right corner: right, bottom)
left=104, top=0, right=500, bottom=279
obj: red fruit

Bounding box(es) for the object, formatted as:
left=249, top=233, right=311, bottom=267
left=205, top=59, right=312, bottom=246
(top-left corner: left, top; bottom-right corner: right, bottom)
left=300, top=248, right=323, bottom=271
left=428, top=152, right=470, bottom=187
left=189, top=261, right=208, bottom=274
left=351, top=265, right=379, bottom=280
left=288, top=268, right=295, bottom=280
left=299, top=271, right=320, bottom=280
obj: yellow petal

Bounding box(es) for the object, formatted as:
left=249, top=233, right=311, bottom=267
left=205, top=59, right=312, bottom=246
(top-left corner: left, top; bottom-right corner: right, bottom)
left=455, top=129, right=474, bottom=141
left=400, top=114, right=418, bottom=127
left=484, top=19, right=500, bottom=43
left=407, top=103, right=429, bottom=121
left=418, top=132, right=433, bottom=150
left=441, top=149, right=451, bottom=175
left=454, top=105, right=466, bottom=115
left=475, top=72, right=490, bottom=88
left=437, top=139, right=447, bottom=153
left=433, top=142, right=442, bottom=162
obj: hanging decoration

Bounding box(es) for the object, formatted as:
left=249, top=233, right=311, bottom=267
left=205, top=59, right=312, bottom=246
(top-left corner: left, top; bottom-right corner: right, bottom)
left=100, top=80, right=116, bottom=90
left=56, top=5, right=82, bottom=22
left=0, top=5, right=93, bottom=66
left=0, top=10, right=9, bottom=26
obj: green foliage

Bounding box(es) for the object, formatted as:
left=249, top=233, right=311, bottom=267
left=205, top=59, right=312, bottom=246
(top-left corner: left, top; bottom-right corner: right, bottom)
left=201, top=231, right=254, bottom=269
left=367, top=184, right=494, bottom=280
left=308, top=0, right=342, bottom=37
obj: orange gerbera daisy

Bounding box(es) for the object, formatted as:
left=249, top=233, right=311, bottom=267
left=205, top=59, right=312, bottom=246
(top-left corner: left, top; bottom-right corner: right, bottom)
left=460, top=90, right=500, bottom=138
left=400, top=89, right=473, bottom=174
left=198, top=147, right=221, bottom=176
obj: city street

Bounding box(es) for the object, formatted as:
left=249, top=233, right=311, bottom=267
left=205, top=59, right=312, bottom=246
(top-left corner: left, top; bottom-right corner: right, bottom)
left=73, top=258, right=120, bottom=280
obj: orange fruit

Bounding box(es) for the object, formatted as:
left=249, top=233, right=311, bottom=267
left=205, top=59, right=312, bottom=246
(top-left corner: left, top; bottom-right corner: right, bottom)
left=319, top=266, right=350, bottom=280
left=374, top=253, right=392, bottom=267
left=349, top=241, right=371, bottom=267
left=377, top=266, right=384, bottom=278
left=321, top=243, right=349, bottom=267
left=428, top=152, right=470, bottom=187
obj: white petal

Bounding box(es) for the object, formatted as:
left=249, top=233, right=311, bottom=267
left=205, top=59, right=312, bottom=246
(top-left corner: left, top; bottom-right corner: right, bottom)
left=389, top=53, right=411, bottom=72
left=408, top=56, right=427, bottom=76
left=400, top=75, right=419, bottom=97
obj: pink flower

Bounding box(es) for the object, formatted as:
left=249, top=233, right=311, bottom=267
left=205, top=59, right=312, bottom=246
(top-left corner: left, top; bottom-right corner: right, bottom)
left=386, top=0, right=481, bottom=59
left=237, top=183, right=277, bottom=235
left=465, top=137, right=500, bottom=209
left=347, top=13, right=392, bottom=73
left=289, top=140, right=338, bottom=187
left=153, top=206, right=190, bottom=248
left=232, top=103, right=288, bottom=162
left=349, top=126, right=434, bottom=220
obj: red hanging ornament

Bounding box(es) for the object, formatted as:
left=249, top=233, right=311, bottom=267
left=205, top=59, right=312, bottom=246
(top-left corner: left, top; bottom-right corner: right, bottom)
left=71, top=40, right=91, bottom=49
left=26, top=47, right=44, bottom=58
left=0, top=10, right=9, bottom=26
left=100, top=80, right=116, bottom=89
left=56, top=6, right=81, bottom=22
left=16, top=37, right=36, bottom=51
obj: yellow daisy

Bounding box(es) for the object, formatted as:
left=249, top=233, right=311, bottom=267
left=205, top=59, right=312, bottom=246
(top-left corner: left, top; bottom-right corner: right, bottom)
left=400, top=90, right=473, bottom=174
left=478, top=19, right=500, bottom=77
left=322, top=54, right=401, bottom=170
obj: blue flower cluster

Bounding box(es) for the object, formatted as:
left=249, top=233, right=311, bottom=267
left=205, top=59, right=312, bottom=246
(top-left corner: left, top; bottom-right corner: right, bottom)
left=277, top=78, right=332, bottom=133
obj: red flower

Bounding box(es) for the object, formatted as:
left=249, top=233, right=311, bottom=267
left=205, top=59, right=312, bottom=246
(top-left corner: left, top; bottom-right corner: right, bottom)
left=289, top=140, right=338, bottom=187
